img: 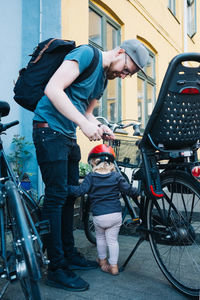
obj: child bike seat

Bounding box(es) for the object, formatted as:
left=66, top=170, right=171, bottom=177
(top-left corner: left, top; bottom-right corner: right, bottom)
left=141, top=53, right=200, bottom=150
left=139, top=53, right=200, bottom=199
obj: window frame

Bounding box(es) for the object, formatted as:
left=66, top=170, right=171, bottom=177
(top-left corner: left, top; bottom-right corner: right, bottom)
left=168, top=0, right=176, bottom=16
left=89, top=2, right=121, bottom=122
left=137, top=50, right=156, bottom=131
left=187, top=0, right=196, bottom=38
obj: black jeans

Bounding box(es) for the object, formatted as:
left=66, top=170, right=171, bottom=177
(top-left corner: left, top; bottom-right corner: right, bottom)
left=33, top=127, right=81, bottom=269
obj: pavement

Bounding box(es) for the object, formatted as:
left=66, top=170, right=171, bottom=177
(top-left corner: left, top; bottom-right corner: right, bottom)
left=1, top=229, right=191, bottom=300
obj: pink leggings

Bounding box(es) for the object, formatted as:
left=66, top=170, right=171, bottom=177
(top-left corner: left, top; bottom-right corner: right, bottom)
left=93, top=212, right=122, bottom=265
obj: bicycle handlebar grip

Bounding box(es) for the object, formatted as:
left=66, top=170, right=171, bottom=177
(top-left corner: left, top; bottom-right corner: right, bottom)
left=0, top=120, right=19, bottom=133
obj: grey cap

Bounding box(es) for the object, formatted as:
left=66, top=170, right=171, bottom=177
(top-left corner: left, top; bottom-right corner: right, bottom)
left=120, top=39, right=149, bottom=77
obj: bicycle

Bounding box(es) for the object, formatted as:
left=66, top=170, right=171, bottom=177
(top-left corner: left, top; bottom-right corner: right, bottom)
left=0, top=101, right=49, bottom=300
left=82, top=52, right=200, bottom=298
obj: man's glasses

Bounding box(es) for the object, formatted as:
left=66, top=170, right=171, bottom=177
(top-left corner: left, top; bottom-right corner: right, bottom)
left=122, top=53, right=133, bottom=77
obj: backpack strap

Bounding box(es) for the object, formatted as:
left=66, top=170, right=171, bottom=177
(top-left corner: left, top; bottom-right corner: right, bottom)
left=31, top=38, right=58, bottom=64
left=74, top=45, right=100, bottom=83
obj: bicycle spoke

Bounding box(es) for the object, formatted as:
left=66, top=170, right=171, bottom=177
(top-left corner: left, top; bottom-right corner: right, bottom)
left=147, top=171, right=200, bottom=298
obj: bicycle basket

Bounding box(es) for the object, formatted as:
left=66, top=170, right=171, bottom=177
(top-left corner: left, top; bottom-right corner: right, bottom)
left=107, top=137, right=141, bottom=168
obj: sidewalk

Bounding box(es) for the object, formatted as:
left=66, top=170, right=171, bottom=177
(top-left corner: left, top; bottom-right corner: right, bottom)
left=1, top=229, right=189, bottom=300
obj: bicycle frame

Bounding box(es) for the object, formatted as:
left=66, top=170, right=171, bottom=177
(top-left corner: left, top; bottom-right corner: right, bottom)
left=0, top=102, right=49, bottom=299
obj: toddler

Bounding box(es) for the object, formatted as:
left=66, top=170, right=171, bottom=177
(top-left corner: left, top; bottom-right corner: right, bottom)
left=68, top=144, right=138, bottom=275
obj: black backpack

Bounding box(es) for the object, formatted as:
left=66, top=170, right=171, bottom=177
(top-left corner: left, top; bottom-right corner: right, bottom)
left=13, top=38, right=99, bottom=112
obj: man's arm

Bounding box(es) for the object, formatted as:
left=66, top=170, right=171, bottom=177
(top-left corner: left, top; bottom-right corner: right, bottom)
left=44, top=60, right=102, bottom=141
left=85, top=99, right=115, bottom=140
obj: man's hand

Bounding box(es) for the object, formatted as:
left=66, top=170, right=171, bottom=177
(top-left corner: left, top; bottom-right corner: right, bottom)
left=79, top=121, right=102, bottom=141
left=84, top=100, right=115, bottom=141
left=100, top=124, right=115, bottom=140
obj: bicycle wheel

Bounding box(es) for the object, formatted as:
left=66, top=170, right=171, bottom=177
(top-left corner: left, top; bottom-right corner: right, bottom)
left=20, top=188, right=41, bottom=224
left=147, top=170, right=200, bottom=298
left=83, top=194, right=96, bottom=245
left=5, top=181, right=42, bottom=300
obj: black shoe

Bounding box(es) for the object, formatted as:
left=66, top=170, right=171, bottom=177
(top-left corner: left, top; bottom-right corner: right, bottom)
left=67, top=251, right=98, bottom=271
left=46, top=268, right=89, bottom=292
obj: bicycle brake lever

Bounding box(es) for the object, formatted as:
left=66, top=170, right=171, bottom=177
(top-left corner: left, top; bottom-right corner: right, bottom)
left=102, top=132, right=111, bottom=139
left=133, top=124, right=141, bottom=136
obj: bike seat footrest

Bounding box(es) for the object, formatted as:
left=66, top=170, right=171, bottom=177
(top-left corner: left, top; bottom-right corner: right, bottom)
left=124, top=218, right=142, bottom=227
left=142, top=149, right=163, bottom=198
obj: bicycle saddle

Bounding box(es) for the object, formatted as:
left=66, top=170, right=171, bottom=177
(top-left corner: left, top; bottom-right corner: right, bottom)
left=0, top=101, right=10, bottom=117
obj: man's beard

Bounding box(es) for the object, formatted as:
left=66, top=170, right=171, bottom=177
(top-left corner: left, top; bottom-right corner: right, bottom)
left=106, top=72, right=116, bottom=79
left=105, top=63, right=117, bottom=79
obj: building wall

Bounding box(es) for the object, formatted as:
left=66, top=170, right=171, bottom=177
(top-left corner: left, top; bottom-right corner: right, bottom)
left=61, top=0, right=200, bottom=162
left=0, top=0, right=62, bottom=195
left=62, top=0, right=89, bottom=44
left=0, top=0, right=22, bottom=149
left=20, top=0, right=61, bottom=146
left=20, top=0, right=62, bottom=193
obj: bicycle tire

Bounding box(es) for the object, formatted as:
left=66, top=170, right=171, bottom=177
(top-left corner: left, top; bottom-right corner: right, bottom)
left=83, top=194, right=96, bottom=245
left=5, top=180, right=42, bottom=300
left=20, top=188, right=41, bottom=224
left=147, top=170, right=200, bottom=298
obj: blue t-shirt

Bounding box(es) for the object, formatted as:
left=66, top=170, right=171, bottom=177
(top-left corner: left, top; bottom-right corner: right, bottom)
left=33, top=45, right=107, bottom=138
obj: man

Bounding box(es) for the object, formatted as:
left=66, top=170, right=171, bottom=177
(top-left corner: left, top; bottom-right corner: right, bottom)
left=32, top=39, right=149, bottom=291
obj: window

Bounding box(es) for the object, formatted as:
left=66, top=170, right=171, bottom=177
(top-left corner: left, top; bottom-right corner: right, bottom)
left=137, top=52, right=156, bottom=130
left=89, top=9, right=102, bottom=47
left=89, top=4, right=121, bottom=122
left=168, top=0, right=176, bottom=16
left=187, top=0, right=196, bottom=37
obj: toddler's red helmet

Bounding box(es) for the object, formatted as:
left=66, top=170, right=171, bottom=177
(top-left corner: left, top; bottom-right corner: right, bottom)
left=88, top=144, right=116, bottom=163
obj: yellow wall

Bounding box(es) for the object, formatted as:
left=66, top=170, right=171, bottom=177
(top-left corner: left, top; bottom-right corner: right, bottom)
left=61, top=0, right=89, bottom=45
left=61, top=0, right=200, bottom=162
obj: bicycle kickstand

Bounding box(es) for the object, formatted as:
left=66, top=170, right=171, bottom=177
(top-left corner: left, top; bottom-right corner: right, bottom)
left=119, top=236, right=145, bottom=272
left=0, top=281, right=9, bottom=299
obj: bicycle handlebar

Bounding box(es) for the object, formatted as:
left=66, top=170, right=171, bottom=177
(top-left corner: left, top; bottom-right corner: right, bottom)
left=0, top=120, right=19, bottom=133
left=96, top=116, right=141, bottom=136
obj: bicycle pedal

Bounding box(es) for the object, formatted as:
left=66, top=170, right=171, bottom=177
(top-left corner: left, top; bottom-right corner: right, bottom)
left=9, top=271, right=17, bottom=282
left=0, top=267, right=7, bottom=278
left=35, top=220, right=50, bottom=235
left=124, top=218, right=142, bottom=228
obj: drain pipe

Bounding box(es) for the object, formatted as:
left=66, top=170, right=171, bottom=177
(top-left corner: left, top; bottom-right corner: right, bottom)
left=183, top=0, right=188, bottom=53
left=37, top=0, right=44, bottom=198
left=39, top=0, right=43, bottom=42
